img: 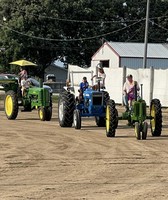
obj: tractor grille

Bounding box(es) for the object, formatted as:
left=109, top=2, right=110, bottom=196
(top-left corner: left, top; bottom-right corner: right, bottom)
left=92, top=93, right=103, bottom=105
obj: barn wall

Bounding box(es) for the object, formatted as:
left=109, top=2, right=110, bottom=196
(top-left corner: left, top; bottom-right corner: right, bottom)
left=44, top=66, right=67, bottom=82
left=91, top=43, right=119, bottom=68
left=120, top=57, right=168, bottom=69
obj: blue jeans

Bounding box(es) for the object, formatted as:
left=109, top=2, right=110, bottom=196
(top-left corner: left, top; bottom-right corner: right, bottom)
left=123, top=95, right=128, bottom=106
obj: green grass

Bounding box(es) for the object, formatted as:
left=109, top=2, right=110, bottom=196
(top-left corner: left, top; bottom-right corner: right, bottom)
left=52, top=95, right=59, bottom=103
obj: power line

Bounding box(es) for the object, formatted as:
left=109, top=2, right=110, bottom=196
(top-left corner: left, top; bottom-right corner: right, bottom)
left=0, top=19, right=144, bottom=42
left=125, top=24, right=144, bottom=42
left=149, top=19, right=168, bottom=32
left=9, top=7, right=168, bottom=24
left=10, top=7, right=143, bottom=24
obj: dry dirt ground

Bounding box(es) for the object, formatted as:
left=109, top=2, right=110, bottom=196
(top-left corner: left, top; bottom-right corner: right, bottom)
left=0, top=101, right=168, bottom=200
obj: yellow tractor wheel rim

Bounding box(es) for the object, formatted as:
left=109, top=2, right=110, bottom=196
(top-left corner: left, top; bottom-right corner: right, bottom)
left=39, top=109, right=43, bottom=119
left=106, top=106, right=110, bottom=132
left=5, top=95, right=13, bottom=116
left=151, top=104, right=156, bottom=131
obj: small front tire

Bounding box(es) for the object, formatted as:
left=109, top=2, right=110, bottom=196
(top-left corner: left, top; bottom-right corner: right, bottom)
left=142, top=122, right=148, bottom=140
left=95, top=116, right=106, bottom=127
left=73, top=110, right=81, bottom=129
left=38, top=107, right=46, bottom=121
left=135, top=122, right=141, bottom=140
left=46, top=107, right=52, bottom=121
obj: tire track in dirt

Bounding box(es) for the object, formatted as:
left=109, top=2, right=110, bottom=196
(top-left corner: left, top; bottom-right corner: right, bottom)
left=0, top=103, right=168, bottom=199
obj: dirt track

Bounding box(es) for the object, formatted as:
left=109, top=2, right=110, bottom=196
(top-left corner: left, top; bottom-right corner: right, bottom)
left=1, top=102, right=168, bottom=200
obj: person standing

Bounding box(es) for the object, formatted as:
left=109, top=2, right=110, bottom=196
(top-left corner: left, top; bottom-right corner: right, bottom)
left=123, top=74, right=140, bottom=111
left=91, top=65, right=106, bottom=90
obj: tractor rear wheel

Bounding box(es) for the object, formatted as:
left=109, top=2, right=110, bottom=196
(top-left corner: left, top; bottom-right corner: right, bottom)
left=4, top=90, right=18, bottom=120
left=95, top=116, right=106, bottom=127
left=58, top=91, right=75, bottom=127
left=38, top=107, right=46, bottom=121
left=103, top=91, right=110, bottom=104
left=106, top=99, right=118, bottom=137
left=73, top=110, right=81, bottom=129
left=46, top=107, right=52, bottom=121
left=142, top=122, right=148, bottom=140
left=150, top=99, right=162, bottom=136
left=135, top=122, right=141, bottom=140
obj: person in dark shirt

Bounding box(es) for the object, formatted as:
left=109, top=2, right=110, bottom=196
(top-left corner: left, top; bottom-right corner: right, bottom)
left=79, top=77, right=89, bottom=93
left=78, top=77, right=89, bottom=101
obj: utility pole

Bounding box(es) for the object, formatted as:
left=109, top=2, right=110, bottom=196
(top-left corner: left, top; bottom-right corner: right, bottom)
left=143, top=0, right=150, bottom=69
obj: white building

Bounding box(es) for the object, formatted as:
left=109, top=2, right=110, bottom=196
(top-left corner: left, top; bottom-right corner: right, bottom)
left=91, top=42, right=168, bottom=69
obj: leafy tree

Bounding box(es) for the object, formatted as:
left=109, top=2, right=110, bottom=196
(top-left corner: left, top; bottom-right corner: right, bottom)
left=0, top=0, right=168, bottom=77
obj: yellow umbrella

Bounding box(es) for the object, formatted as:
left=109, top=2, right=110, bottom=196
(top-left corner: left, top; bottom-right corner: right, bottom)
left=9, top=59, right=37, bottom=66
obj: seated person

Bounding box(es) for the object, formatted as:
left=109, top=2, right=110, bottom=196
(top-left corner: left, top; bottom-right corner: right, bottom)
left=91, top=65, right=106, bottom=90
left=78, top=77, right=89, bottom=101
left=18, top=67, right=28, bottom=96
left=21, top=79, right=32, bottom=96
left=123, top=74, right=140, bottom=111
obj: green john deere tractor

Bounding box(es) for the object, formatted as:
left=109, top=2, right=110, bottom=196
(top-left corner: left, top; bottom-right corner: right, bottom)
left=0, top=78, right=52, bottom=121
left=105, top=84, right=162, bottom=140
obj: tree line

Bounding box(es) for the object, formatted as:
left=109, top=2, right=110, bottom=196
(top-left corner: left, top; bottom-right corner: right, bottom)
left=0, top=0, right=168, bottom=76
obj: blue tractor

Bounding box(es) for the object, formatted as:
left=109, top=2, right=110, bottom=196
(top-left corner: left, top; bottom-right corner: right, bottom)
left=58, top=78, right=111, bottom=129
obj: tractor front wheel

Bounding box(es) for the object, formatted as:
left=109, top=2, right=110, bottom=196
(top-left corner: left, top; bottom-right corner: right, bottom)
left=95, top=116, right=106, bottom=127
left=135, top=122, right=141, bottom=140
left=106, top=99, right=118, bottom=137
left=150, top=99, right=162, bottom=136
left=4, top=90, right=18, bottom=120
left=38, top=107, right=46, bottom=121
left=46, top=107, right=52, bottom=121
left=73, top=110, right=81, bottom=129
left=142, top=122, right=148, bottom=140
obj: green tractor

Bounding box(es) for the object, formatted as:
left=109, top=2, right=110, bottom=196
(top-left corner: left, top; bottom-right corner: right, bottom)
left=106, top=84, right=162, bottom=140
left=0, top=78, right=52, bottom=121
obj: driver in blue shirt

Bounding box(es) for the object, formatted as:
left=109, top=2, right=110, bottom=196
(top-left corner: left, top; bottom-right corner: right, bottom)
left=78, top=77, right=89, bottom=101
left=79, top=77, right=89, bottom=93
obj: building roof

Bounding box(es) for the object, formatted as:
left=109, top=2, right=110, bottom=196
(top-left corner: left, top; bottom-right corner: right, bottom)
left=46, top=63, right=67, bottom=72
left=107, top=42, right=168, bottom=58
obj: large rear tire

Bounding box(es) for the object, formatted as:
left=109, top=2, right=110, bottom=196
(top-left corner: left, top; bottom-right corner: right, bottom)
left=58, top=91, right=75, bottom=127
left=4, top=90, right=18, bottom=120
left=150, top=99, right=162, bottom=136
left=103, top=91, right=110, bottom=104
left=106, top=99, right=118, bottom=137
